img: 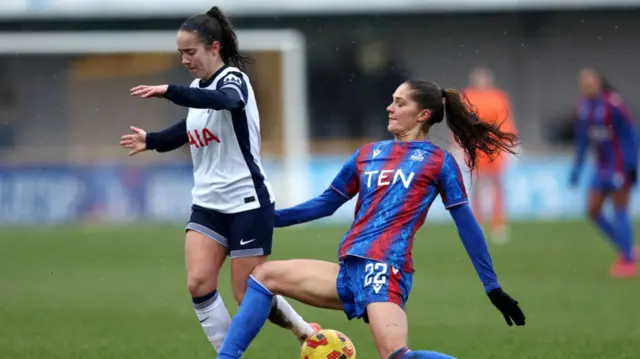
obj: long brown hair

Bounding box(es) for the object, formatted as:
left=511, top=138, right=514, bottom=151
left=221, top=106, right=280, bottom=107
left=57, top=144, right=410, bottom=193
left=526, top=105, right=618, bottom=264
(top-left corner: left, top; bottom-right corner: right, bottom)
left=405, top=79, right=519, bottom=172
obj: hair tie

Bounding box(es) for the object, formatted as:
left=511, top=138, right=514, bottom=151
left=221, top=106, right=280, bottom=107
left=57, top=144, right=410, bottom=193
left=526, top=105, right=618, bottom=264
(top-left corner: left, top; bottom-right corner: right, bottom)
left=441, top=88, right=447, bottom=98
left=181, top=23, right=201, bottom=33
left=181, top=22, right=216, bottom=42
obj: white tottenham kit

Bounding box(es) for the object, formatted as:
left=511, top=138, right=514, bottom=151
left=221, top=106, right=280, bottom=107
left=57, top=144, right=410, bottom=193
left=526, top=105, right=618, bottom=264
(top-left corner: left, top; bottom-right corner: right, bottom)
left=185, top=66, right=274, bottom=213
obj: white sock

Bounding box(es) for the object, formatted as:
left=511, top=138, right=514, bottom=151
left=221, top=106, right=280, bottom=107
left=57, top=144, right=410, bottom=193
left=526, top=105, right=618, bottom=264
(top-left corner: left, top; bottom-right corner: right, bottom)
left=268, top=295, right=315, bottom=342
left=193, top=291, right=231, bottom=352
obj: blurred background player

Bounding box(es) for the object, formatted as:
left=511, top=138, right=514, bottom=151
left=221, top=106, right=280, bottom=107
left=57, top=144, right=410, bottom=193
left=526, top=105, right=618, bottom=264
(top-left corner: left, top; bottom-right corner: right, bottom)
left=456, top=67, right=518, bottom=244
left=217, top=80, right=525, bottom=359
left=120, top=5, right=315, bottom=352
left=570, top=67, right=638, bottom=278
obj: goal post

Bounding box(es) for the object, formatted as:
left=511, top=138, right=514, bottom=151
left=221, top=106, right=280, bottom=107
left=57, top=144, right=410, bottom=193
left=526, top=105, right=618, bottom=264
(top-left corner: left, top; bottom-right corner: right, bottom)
left=0, top=30, right=311, bottom=209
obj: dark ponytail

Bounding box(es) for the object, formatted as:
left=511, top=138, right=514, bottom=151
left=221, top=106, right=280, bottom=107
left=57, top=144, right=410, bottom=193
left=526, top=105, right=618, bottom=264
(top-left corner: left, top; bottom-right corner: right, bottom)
left=442, top=89, right=518, bottom=172
left=596, top=72, right=615, bottom=93
left=205, top=7, right=253, bottom=69
left=180, top=6, right=253, bottom=70
left=405, top=79, right=519, bottom=173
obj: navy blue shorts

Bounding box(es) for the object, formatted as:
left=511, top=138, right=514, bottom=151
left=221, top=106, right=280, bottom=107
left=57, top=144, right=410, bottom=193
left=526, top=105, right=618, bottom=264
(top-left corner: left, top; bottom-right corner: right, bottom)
left=336, top=256, right=413, bottom=323
left=591, top=169, right=637, bottom=193
left=185, top=202, right=274, bottom=258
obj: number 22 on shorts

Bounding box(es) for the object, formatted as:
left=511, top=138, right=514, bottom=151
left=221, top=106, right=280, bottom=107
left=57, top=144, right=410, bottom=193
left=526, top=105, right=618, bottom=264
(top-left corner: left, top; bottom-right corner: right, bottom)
left=364, top=262, right=388, bottom=293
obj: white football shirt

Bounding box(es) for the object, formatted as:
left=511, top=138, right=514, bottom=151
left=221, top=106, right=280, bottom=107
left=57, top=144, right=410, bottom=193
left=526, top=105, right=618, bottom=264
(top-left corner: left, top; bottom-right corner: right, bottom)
left=185, top=66, right=274, bottom=213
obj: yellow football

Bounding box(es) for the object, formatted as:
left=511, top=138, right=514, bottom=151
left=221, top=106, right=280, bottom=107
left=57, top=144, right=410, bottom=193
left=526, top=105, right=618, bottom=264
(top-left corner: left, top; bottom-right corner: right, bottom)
left=300, top=329, right=356, bottom=359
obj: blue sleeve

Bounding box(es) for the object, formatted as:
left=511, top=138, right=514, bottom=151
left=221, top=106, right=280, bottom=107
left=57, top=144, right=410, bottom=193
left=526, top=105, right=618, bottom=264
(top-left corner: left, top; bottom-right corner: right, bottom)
left=275, top=150, right=360, bottom=227
left=275, top=188, right=350, bottom=227
left=609, top=94, right=638, bottom=169
left=573, top=107, right=589, bottom=175
left=329, top=150, right=360, bottom=199
left=450, top=203, right=501, bottom=293
left=164, top=72, right=248, bottom=111
left=146, top=119, right=188, bottom=153
left=437, top=152, right=469, bottom=209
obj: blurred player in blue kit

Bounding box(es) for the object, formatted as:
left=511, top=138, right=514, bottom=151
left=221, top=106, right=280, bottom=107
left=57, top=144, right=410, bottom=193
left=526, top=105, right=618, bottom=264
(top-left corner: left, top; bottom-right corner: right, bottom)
left=217, top=80, right=526, bottom=359
left=570, top=67, right=638, bottom=278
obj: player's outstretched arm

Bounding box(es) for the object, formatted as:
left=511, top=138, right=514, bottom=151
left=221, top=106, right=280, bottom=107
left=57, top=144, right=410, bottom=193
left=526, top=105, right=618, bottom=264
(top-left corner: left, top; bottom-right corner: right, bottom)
left=146, top=119, right=189, bottom=153
left=449, top=203, right=526, bottom=327
left=449, top=203, right=500, bottom=292
left=276, top=148, right=360, bottom=227
left=609, top=93, right=639, bottom=170
left=120, top=126, right=148, bottom=156
left=275, top=187, right=349, bottom=227
left=163, top=84, right=244, bottom=111
left=275, top=147, right=360, bottom=227
left=130, top=82, right=244, bottom=111
left=121, top=120, right=188, bottom=156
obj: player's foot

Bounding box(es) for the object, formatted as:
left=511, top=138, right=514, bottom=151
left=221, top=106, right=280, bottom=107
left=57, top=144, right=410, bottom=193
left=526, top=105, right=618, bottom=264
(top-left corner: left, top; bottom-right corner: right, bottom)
left=616, top=246, right=638, bottom=263
left=298, top=322, right=322, bottom=344
left=609, top=260, right=637, bottom=278
left=309, top=322, right=322, bottom=334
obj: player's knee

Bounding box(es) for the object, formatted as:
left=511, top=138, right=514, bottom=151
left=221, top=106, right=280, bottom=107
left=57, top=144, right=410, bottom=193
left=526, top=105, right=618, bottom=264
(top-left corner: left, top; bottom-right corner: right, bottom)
left=587, top=205, right=601, bottom=220
left=586, top=194, right=605, bottom=219
left=251, top=262, right=276, bottom=290
left=187, top=271, right=219, bottom=298
left=252, top=261, right=292, bottom=295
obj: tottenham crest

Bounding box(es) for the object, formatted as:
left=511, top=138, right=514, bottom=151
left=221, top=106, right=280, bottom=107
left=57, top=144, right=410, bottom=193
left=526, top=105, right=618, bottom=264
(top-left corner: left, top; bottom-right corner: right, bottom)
left=223, top=74, right=242, bottom=86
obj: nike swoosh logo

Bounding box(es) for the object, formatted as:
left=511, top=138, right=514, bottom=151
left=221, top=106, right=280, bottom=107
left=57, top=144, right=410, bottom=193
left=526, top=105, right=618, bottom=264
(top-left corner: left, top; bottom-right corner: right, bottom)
left=240, top=239, right=256, bottom=245
left=199, top=317, right=209, bottom=323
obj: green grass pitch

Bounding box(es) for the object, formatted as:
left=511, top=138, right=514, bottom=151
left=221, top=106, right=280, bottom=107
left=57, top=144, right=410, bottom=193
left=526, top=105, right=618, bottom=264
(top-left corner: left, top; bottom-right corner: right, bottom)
left=0, top=221, right=639, bottom=359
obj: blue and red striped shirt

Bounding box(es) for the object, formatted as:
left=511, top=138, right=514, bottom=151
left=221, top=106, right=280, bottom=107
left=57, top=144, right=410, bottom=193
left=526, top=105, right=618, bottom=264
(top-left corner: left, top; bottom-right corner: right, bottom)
left=574, top=91, right=638, bottom=176
left=330, top=140, right=468, bottom=273
left=274, top=140, right=499, bottom=291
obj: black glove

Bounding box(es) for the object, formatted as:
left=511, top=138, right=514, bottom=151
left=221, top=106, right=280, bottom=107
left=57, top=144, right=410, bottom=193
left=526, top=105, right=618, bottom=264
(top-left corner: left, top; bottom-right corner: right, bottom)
left=487, top=288, right=526, bottom=326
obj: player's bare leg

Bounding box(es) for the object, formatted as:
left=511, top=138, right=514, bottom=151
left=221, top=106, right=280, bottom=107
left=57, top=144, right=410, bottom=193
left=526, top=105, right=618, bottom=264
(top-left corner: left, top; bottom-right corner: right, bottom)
left=366, top=302, right=409, bottom=359
left=253, top=259, right=344, bottom=310
left=609, top=185, right=637, bottom=277
left=586, top=190, right=621, bottom=253
left=367, top=302, right=456, bottom=359
left=587, top=189, right=607, bottom=226
left=473, top=166, right=508, bottom=245
left=230, top=256, right=268, bottom=303
left=231, top=256, right=318, bottom=342
left=217, top=260, right=341, bottom=358
left=185, top=230, right=230, bottom=351
left=488, top=171, right=508, bottom=244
